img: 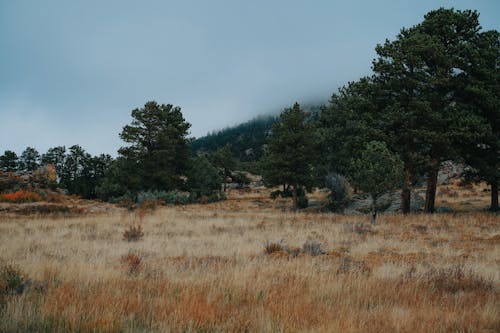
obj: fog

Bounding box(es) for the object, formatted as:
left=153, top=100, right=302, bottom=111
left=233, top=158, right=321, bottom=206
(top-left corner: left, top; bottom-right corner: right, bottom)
left=1, top=0, right=498, bottom=155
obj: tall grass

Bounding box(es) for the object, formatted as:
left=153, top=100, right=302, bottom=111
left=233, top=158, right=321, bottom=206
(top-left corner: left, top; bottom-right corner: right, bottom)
left=0, top=201, right=498, bottom=332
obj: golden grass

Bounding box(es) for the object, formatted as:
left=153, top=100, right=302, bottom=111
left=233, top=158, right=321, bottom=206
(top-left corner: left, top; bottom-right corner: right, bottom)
left=0, top=191, right=499, bottom=332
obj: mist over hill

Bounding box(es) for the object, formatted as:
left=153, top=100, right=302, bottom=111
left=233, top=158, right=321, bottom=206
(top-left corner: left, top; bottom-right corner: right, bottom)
left=191, top=104, right=323, bottom=163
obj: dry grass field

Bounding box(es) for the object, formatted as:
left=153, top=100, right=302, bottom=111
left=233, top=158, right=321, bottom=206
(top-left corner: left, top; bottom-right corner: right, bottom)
left=0, top=188, right=499, bottom=332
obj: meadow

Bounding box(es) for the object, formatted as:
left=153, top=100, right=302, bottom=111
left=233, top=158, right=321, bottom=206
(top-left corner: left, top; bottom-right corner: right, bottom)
left=0, top=188, right=499, bottom=332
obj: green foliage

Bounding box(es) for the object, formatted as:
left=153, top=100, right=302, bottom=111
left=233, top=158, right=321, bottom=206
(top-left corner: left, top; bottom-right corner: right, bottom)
left=19, top=147, right=40, bottom=172
left=187, top=156, right=223, bottom=201
left=118, top=101, right=191, bottom=192
left=317, top=78, right=387, bottom=177
left=231, top=171, right=251, bottom=188
left=262, top=103, right=315, bottom=210
left=192, top=115, right=277, bottom=163
left=210, top=144, right=236, bottom=190
left=0, top=151, right=19, bottom=172
left=324, top=173, right=352, bottom=212
left=136, top=190, right=190, bottom=205
left=350, top=141, right=404, bottom=207
left=0, top=263, right=27, bottom=295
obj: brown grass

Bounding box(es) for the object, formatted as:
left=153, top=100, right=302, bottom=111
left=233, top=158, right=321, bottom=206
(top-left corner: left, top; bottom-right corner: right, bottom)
left=0, top=189, right=498, bottom=332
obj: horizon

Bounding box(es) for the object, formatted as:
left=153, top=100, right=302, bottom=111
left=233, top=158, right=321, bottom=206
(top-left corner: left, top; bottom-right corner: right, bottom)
left=1, top=0, right=499, bottom=156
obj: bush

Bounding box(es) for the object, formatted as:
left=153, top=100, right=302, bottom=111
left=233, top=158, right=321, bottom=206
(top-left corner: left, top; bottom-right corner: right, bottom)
left=0, top=190, right=43, bottom=203
left=123, top=225, right=144, bottom=242
left=120, top=253, right=142, bottom=275
left=423, top=266, right=493, bottom=293
left=0, top=263, right=27, bottom=295
left=302, top=241, right=325, bottom=256
left=263, top=240, right=284, bottom=255
left=137, top=190, right=190, bottom=205
left=324, top=173, right=351, bottom=212
left=231, top=171, right=251, bottom=188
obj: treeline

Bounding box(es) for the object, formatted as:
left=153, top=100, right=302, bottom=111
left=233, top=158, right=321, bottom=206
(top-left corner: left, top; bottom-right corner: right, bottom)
left=0, top=102, right=242, bottom=204
left=0, top=146, right=112, bottom=199
left=262, top=8, right=499, bottom=214
left=191, top=105, right=322, bottom=165
left=0, top=8, right=498, bottom=213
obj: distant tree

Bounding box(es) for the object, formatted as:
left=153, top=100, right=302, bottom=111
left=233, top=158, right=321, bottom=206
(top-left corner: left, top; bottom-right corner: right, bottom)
left=231, top=171, right=251, bottom=189
left=119, top=101, right=191, bottom=192
left=41, top=146, right=67, bottom=176
left=261, top=103, right=314, bottom=211
left=19, top=147, right=40, bottom=172
left=187, top=155, right=222, bottom=201
left=96, top=157, right=132, bottom=201
left=350, top=141, right=404, bottom=225
left=0, top=150, right=19, bottom=172
left=210, top=144, right=236, bottom=191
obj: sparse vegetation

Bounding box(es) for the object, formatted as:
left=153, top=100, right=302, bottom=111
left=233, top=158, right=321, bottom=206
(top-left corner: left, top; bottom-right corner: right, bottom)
left=0, top=190, right=498, bottom=332
left=122, top=224, right=144, bottom=242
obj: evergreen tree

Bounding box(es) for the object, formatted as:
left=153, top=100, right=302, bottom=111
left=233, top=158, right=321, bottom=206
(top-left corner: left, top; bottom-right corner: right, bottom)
left=210, top=144, right=236, bottom=191
left=317, top=77, right=386, bottom=177
left=262, top=103, right=314, bottom=210
left=41, top=146, right=67, bottom=176
left=118, top=101, right=191, bottom=192
left=19, top=147, right=40, bottom=172
left=461, top=30, right=500, bottom=211
left=187, top=155, right=222, bottom=200
left=350, top=141, right=404, bottom=225
left=415, top=8, right=488, bottom=213
left=0, top=150, right=19, bottom=172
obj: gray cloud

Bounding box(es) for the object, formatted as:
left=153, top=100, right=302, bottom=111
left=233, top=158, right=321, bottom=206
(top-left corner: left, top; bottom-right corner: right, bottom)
left=1, top=0, right=498, bottom=156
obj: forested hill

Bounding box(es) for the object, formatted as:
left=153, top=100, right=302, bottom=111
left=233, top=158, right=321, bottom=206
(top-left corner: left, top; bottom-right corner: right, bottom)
left=191, top=105, right=323, bottom=162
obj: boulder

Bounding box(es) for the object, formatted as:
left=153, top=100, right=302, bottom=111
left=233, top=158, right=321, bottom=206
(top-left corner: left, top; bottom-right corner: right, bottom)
left=345, top=191, right=424, bottom=214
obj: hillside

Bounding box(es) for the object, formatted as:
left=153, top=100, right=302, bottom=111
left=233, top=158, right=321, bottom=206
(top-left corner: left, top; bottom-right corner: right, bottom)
left=191, top=104, right=323, bottom=163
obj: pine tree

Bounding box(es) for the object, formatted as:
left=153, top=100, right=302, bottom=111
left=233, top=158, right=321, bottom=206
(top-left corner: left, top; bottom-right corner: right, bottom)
left=118, top=101, right=191, bottom=192
left=262, top=103, right=314, bottom=211
left=0, top=150, right=19, bottom=172
left=19, top=147, right=40, bottom=172
left=350, top=141, right=404, bottom=225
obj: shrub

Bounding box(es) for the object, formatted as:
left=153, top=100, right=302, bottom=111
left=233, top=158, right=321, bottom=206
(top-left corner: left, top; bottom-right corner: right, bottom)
left=138, top=199, right=161, bottom=211
left=324, top=173, right=351, bottom=212
left=422, top=266, right=493, bottom=293
left=336, top=256, right=371, bottom=276
left=231, top=171, right=251, bottom=188
left=302, top=240, right=325, bottom=256
left=123, top=225, right=144, bottom=242
left=0, top=190, right=42, bottom=203
left=137, top=190, right=191, bottom=205
left=120, top=253, right=142, bottom=275
left=0, top=264, right=27, bottom=295
left=263, top=240, right=284, bottom=255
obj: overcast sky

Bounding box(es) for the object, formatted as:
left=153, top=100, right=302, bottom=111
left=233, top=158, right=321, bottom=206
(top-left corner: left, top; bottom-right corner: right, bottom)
left=1, top=0, right=499, bottom=156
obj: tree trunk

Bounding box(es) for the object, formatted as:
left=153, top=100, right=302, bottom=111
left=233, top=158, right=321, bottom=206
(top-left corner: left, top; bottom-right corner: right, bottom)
left=292, top=185, right=298, bottom=212
left=371, top=195, right=377, bottom=225
left=491, top=182, right=499, bottom=212
left=424, top=161, right=439, bottom=214
left=402, top=163, right=413, bottom=214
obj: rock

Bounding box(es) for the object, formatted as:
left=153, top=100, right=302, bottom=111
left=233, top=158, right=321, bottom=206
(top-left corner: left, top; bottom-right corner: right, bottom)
left=437, top=160, right=465, bottom=185
left=345, top=191, right=424, bottom=214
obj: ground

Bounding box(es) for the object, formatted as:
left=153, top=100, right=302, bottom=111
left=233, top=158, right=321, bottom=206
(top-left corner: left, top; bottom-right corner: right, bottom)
left=0, top=186, right=498, bottom=332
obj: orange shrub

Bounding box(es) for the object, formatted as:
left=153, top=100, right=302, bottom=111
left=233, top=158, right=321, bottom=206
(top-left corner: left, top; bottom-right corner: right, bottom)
left=0, top=190, right=43, bottom=203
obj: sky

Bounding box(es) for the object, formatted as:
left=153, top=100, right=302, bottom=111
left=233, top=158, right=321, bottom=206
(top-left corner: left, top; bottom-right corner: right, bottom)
left=1, top=0, right=499, bottom=156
